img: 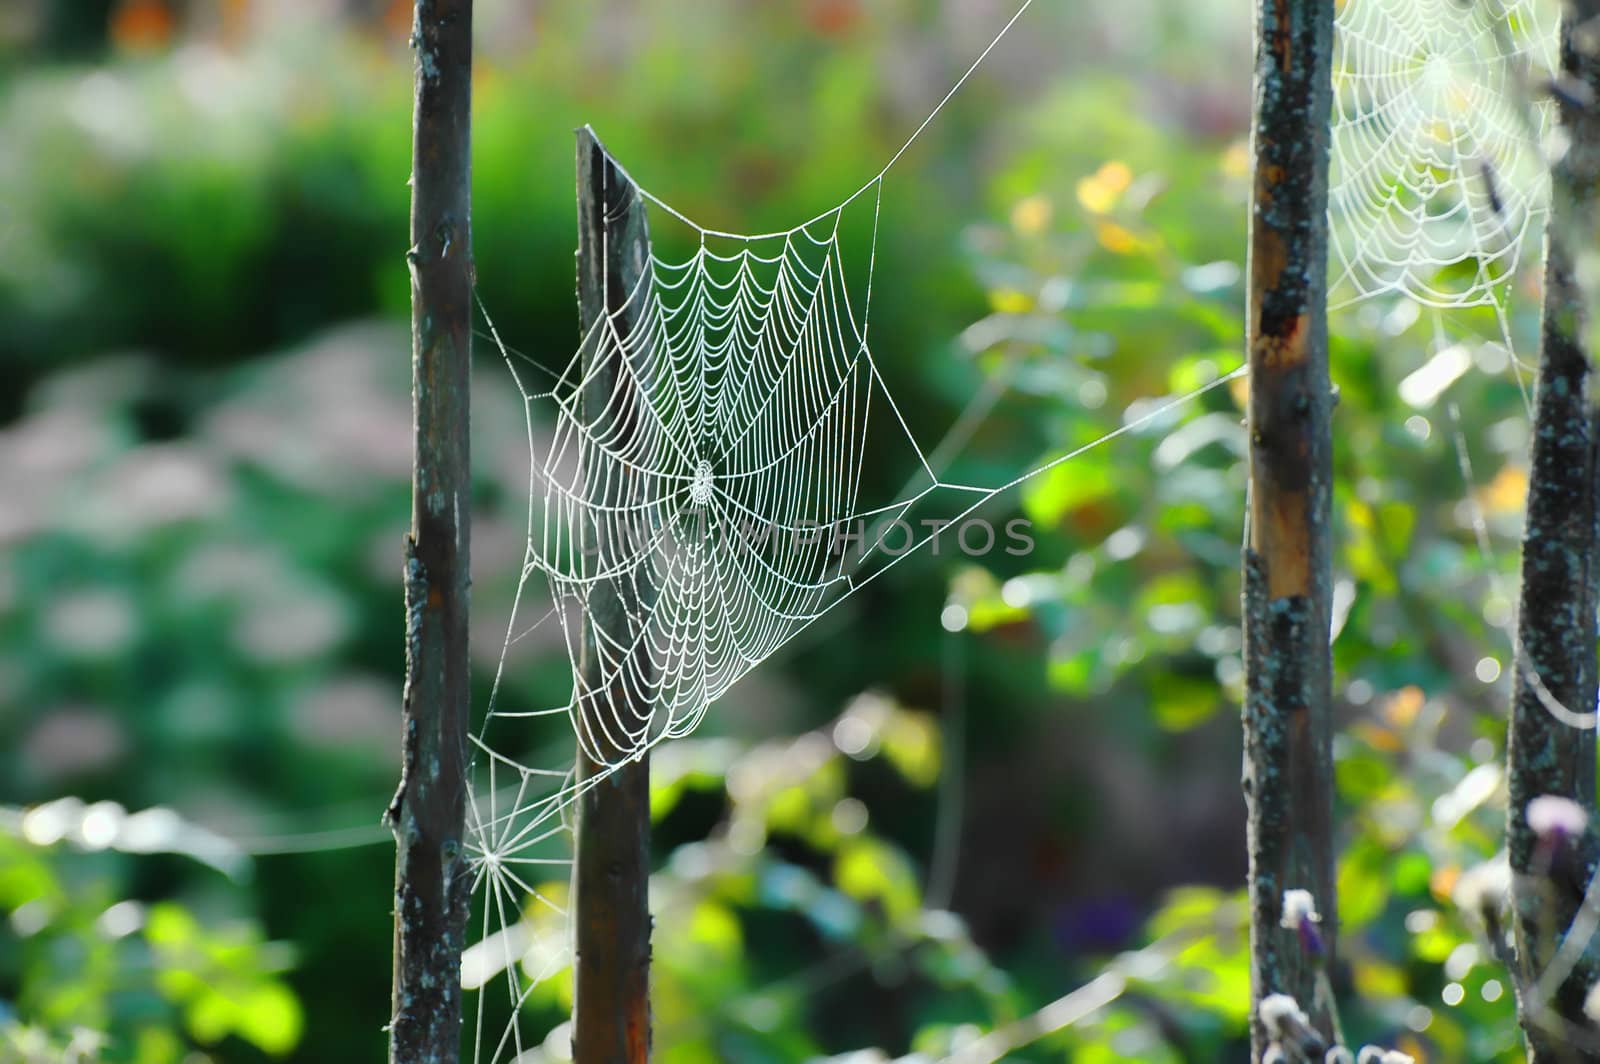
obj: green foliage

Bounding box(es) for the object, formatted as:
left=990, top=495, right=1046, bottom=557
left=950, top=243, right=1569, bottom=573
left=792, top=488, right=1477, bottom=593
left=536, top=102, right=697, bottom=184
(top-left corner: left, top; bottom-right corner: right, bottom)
left=0, top=2, right=1558, bottom=1061
left=648, top=704, right=1020, bottom=1063
left=947, top=42, right=1538, bottom=1063
left=0, top=828, right=299, bottom=1061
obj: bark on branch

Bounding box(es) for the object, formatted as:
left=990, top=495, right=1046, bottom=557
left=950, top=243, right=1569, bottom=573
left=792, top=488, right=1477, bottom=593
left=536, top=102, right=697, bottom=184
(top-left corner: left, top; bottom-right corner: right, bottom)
left=1241, top=0, right=1336, bottom=1057
left=389, top=2, right=474, bottom=1062
left=1506, top=4, right=1600, bottom=1057
left=571, top=126, right=654, bottom=1064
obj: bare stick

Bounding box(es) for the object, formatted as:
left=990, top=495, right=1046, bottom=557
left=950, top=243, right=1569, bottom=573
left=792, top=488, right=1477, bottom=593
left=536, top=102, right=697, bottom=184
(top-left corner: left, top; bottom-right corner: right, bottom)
left=387, top=1, right=474, bottom=1061
left=1507, top=4, right=1600, bottom=1057
left=571, top=126, right=654, bottom=1064
left=1241, top=0, right=1336, bottom=1056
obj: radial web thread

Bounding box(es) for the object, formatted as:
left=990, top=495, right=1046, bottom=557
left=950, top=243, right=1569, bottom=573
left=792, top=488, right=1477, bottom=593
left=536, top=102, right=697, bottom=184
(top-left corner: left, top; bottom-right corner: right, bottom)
left=466, top=161, right=1246, bottom=1059
left=1329, top=0, right=1558, bottom=309
left=458, top=1, right=1573, bottom=1059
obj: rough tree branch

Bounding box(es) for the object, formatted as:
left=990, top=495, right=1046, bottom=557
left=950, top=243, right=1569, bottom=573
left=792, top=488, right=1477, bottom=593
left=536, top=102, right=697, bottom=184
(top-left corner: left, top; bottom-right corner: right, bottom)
left=1242, top=0, right=1336, bottom=1057
left=571, top=126, right=654, bottom=1064
left=389, top=2, right=473, bottom=1062
left=1506, top=2, right=1600, bottom=1056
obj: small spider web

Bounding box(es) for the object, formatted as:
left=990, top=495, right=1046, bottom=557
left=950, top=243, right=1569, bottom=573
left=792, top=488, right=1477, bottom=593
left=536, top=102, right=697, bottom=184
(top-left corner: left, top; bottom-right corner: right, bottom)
left=1329, top=0, right=1559, bottom=309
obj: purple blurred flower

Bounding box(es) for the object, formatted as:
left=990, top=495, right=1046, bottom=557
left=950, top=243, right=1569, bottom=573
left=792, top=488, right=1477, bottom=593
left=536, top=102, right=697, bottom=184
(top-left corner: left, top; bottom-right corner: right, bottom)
left=1527, top=795, right=1588, bottom=842
left=1280, top=887, right=1324, bottom=955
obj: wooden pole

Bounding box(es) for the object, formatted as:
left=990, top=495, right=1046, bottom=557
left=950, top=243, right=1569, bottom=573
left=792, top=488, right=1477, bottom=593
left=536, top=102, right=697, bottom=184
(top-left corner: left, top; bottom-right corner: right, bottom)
left=388, top=1, right=473, bottom=1061
left=571, top=126, right=654, bottom=1064
left=1507, top=4, right=1600, bottom=1055
left=1241, top=0, right=1336, bottom=1057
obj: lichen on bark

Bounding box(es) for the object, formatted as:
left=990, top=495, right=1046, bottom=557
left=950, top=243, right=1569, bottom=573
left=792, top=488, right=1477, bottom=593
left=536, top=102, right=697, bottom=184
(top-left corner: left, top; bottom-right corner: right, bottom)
left=1242, top=0, right=1336, bottom=1058
left=1505, top=5, right=1600, bottom=1057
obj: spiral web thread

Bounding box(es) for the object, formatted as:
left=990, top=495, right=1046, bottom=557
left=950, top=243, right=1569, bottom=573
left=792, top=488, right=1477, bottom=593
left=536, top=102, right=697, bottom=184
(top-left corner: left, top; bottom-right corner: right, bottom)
left=510, top=200, right=921, bottom=766
left=1329, top=0, right=1559, bottom=310
left=1329, top=0, right=1599, bottom=727
left=459, top=1, right=1572, bottom=1059
left=447, top=0, right=1285, bottom=1054
left=463, top=168, right=1248, bottom=1059
left=1334, top=0, right=1600, bottom=1052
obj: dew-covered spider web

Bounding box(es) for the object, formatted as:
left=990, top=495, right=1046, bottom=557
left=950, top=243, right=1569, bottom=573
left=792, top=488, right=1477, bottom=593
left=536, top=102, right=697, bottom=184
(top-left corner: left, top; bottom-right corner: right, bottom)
left=450, top=0, right=1256, bottom=1056
left=1329, top=0, right=1559, bottom=310
left=1329, top=0, right=1588, bottom=724
left=454, top=0, right=1569, bottom=1060
left=498, top=197, right=940, bottom=767
left=462, top=175, right=1245, bottom=1060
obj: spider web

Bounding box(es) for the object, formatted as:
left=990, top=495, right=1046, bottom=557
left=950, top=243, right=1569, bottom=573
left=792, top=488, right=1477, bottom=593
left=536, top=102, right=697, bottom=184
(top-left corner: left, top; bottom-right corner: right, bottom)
left=504, top=200, right=921, bottom=767
left=448, top=3, right=1600, bottom=1057
left=455, top=1, right=1572, bottom=1057
left=1329, top=0, right=1559, bottom=309
left=463, top=173, right=1245, bottom=1060
left=455, top=2, right=1262, bottom=1058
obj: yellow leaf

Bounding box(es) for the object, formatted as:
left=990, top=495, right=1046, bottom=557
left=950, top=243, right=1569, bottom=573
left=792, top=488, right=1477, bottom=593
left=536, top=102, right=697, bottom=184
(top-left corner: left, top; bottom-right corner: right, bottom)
left=1352, top=721, right=1403, bottom=753
left=1385, top=685, right=1425, bottom=727
left=1075, top=160, right=1133, bottom=214
left=1010, top=194, right=1053, bottom=236
left=1430, top=863, right=1461, bottom=905
left=1094, top=220, right=1141, bottom=255
left=1479, top=466, right=1527, bottom=514
left=989, top=289, right=1032, bottom=314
